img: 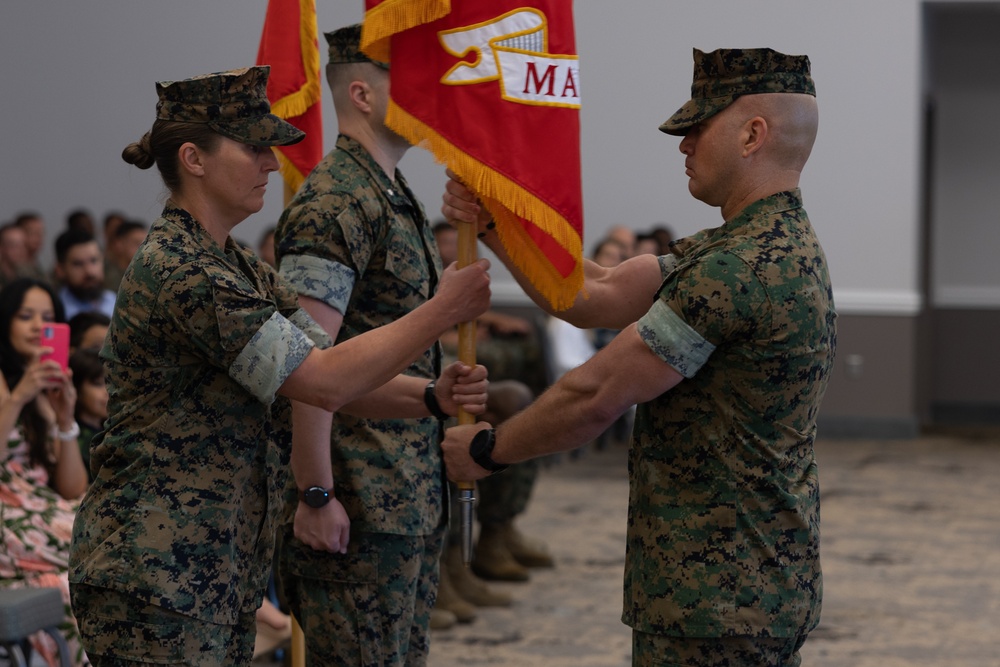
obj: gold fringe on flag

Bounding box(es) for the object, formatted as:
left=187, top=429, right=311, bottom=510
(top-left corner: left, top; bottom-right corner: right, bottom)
left=361, top=0, right=451, bottom=64
left=387, top=100, right=583, bottom=311
left=270, top=0, right=322, bottom=120
left=275, top=152, right=308, bottom=197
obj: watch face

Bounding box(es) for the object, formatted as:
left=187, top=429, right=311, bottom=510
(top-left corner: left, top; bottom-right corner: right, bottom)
left=471, top=429, right=493, bottom=459
left=302, top=486, right=330, bottom=508
left=470, top=429, right=506, bottom=472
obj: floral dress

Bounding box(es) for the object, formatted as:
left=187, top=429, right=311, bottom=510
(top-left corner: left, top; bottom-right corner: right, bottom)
left=1, top=427, right=87, bottom=667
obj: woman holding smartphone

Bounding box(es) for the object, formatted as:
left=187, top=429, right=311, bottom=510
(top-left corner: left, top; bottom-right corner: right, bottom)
left=0, top=277, right=88, bottom=666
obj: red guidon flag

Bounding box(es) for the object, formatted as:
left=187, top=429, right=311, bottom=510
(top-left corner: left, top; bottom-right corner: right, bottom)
left=256, top=0, right=323, bottom=195
left=362, top=0, right=584, bottom=310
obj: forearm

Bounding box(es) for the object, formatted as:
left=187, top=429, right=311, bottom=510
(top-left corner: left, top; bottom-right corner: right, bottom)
left=282, top=298, right=457, bottom=411
left=339, top=374, right=428, bottom=419
left=0, top=401, right=20, bottom=459
left=50, top=433, right=88, bottom=499
left=492, top=365, right=624, bottom=464
left=290, top=401, right=335, bottom=493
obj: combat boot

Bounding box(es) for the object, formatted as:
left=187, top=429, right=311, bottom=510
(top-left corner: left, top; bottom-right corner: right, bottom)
left=436, top=560, right=477, bottom=623
left=504, top=521, right=555, bottom=568
left=444, top=543, right=512, bottom=607
left=429, top=608, right=457, bottom=630
left=472, top=522, right=530, bottom=582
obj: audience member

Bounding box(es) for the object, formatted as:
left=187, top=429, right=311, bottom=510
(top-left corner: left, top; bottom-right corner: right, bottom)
left=68, top=347, right=107, bottom=484
left=0, top=222, right=30, bottom=289
left=103, top=220, right=147, bottom=293
left=650, top=225, right=675, bottom=254
left=0, top=277, right=88, bottom=666
left=591, top=237, right=627, bottom=270
left=68, top=64, right=489, bottom=666
left=13, top=211, right=49, bottom=282
left=53, top=228, right=116, bottom=320
left=606, top=224, right=637, bottom=258
left=101, top=212, right=126, bottom=252
left=68, top=311, right=110, bottom=353
left=634, top=232, right=659, bottom=255
left=65, top=209, right=96, bottom=237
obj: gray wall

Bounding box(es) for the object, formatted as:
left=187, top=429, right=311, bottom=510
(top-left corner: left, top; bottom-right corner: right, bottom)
left=2, top=0, right=925, bottom=312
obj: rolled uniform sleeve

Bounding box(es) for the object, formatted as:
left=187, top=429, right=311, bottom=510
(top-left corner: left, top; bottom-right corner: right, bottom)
left=279, top=253, right=356, bottom=315
left=637, top=249, right=767, bottom=379
left=638, top=302, right=716, bottom=378
left=231, top=311, right=316, bottom=404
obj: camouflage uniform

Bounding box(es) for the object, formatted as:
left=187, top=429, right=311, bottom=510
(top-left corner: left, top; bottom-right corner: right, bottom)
left=67, top=66, right=315, bottom=666
left=275, top=133, right=444, bottom=666
left=626, top=190, right=836, bottom=658
left=69, top=204, right=328, bottom=664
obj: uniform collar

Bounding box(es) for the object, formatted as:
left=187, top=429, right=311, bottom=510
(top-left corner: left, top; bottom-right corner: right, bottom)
left=161, top=200, right=242, bottom=258
left=723, top=189, right=803, bottom=229
left=335, top=134, right=414, bottom=207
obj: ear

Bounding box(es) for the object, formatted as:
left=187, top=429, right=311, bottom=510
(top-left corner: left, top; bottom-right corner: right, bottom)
left=177, top=142, right=206, bottom=177
left=347, top=80, right=374, bottom=114
left=742, top=116, right=768, bottom=157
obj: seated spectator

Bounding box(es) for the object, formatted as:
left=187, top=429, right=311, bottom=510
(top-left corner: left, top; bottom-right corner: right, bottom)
left=101, top=211, right=126, bottom=252
left=0, top=277, right=88, bottom=666
left=14, top=212, right=49, bottom=283
left=649, top=224, right=675, bottom=255
left=606, top=225, right=637, bottom=258
left=53, top=229, right=116, bottom=320
left=0, top=222, right=30, bottom=289
left=68, top=348, right=107, bottom=483
left=68, top=311, right=111, bottom=353
left=103, top=220, right=147, bottom=293
left=634, top=232, right=659, bottom=255
left=65, top=209, right=96, bottom=237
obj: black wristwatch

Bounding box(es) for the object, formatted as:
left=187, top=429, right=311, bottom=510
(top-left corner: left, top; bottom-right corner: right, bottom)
left=469, top=428, right=508, bottom=474
left=300, top=486, right=333, bottom=508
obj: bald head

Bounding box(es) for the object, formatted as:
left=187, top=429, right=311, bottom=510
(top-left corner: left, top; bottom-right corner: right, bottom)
left=733, top=93, right=818, bottom=172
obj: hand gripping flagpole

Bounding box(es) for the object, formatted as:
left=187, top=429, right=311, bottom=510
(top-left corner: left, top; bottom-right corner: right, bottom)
left=455, top=220, right=479, bottom=566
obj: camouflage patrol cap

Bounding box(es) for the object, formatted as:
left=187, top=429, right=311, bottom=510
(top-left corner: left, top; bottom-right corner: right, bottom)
left=155, top=66, right=305, bottom=147
left=325, top=24, right=389, bottom=69
left=659, top=48, right=815, bottom=136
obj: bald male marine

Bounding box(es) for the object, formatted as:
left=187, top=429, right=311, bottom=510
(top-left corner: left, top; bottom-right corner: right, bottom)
left=441, top=48, right=836, bottom=667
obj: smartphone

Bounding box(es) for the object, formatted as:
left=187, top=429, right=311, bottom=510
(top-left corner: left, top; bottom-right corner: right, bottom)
left=40, top=322, right=71, bottom=372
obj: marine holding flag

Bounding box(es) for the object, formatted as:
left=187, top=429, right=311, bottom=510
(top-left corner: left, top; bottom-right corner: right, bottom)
left=274, top=25, right=491, bottom=666
left=442, top=48, right=836, bottom=666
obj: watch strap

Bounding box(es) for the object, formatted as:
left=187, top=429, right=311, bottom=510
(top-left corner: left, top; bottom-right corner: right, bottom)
left=424, top=380, right=449, bottom=421
left=471, top=428, right=508, bottom=474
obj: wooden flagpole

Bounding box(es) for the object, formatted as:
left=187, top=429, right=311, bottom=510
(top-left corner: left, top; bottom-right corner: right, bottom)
left=455, top=220, right=479, bottom=564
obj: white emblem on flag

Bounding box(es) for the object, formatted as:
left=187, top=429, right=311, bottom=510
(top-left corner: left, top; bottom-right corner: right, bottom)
left=438, top=8, right=580, bottom=109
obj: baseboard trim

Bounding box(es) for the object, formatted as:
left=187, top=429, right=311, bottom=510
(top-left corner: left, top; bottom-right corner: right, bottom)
left=817, top=415, right=921, bottom=439
left=930, top=403, right=1000, bottom=426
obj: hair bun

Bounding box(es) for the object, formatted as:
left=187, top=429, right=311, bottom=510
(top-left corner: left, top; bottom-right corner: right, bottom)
left=121, top=132, right=155, bottom=169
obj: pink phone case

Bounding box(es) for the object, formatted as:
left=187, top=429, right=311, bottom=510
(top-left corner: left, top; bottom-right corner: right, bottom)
left=40, top=322, right=70, bottom=371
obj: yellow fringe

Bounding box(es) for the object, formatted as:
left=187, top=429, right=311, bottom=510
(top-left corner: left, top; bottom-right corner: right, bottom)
left=276, top=151, right=306, bottom=198
left=270, top=0, right=322, bottom=120
left=361, top=0, right=450, bottom=63
left=386, top=100, right=583, bottom=311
